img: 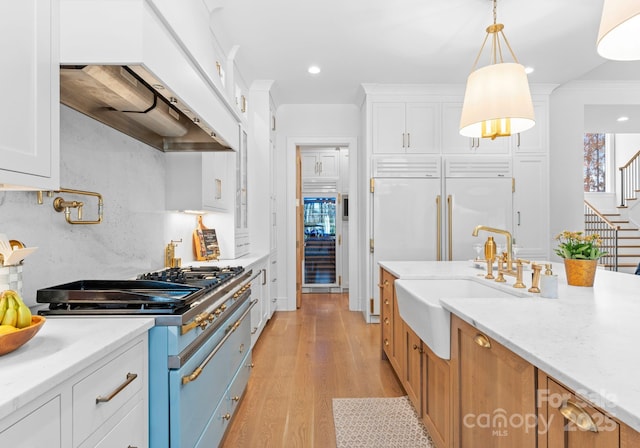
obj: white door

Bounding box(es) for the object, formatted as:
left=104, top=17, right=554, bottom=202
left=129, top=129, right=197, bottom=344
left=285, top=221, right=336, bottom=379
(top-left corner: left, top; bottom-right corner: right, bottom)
left=371, top=177, right=440, bottom=315
left=444, top=177, right=513, bottom=261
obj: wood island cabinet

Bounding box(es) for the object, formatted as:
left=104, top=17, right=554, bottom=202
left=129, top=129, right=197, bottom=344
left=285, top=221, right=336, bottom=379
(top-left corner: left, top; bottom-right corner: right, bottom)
left=380, top=267, right=451, bottom=448
left=451, top=315, right=536, bottom=448
left=538, top=371, right=625, bottom=448
left=379, top=268, right=401, bottom=374
left=404, top=323, right=422, bottom=414
left=422, top=341, right=451, bottom=448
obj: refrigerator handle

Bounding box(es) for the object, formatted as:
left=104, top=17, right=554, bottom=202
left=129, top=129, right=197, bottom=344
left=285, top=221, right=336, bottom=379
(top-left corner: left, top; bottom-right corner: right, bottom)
left=436, top=195, right=442, bottom=261
left=447, top=195, right=453, bottom=261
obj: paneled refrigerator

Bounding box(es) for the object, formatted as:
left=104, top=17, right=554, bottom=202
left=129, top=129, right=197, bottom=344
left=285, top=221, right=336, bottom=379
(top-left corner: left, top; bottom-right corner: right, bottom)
left=371, top=156, right=513, bottom=316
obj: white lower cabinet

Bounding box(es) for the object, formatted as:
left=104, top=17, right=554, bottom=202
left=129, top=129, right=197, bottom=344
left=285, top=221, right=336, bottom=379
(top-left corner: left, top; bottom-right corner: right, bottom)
left=0, top=396, right=62, bottom=447
left=93, top=400, right=146, bottom=448
left=249, top=257, right=269, bottom=348
left=0, top=335, right=149, bottom=448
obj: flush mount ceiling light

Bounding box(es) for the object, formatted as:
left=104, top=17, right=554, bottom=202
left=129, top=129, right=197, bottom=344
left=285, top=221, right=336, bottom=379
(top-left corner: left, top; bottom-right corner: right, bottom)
left=308, top=65, right=321, bottom=75
left=597, top=0, right=640, bottom=60
left=459, top=0, right=535, bottom=140
left=617, top=116, right=630, bottom=122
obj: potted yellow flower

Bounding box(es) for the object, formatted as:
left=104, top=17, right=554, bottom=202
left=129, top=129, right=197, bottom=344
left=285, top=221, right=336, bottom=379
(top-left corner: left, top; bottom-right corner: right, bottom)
left=554, top=231, right=606, bottom=286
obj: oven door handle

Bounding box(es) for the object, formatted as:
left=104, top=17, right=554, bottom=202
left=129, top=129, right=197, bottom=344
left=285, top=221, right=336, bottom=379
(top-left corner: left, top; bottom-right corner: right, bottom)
left=181, top=299, right=257, bottom=385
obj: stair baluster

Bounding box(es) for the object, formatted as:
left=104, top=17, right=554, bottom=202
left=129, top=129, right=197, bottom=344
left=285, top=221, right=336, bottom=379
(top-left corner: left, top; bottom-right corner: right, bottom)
left=584, top=200, right=619, bottom=271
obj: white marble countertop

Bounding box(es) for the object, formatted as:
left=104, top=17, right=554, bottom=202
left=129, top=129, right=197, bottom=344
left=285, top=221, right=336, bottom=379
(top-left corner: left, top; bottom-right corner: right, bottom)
left=0, top=317, right=154, bottom=422
left=379, top=260, right=640, bottom=432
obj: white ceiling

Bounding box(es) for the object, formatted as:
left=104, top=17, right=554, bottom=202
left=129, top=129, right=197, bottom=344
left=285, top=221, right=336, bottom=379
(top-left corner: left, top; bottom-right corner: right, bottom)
left=206, top=0, right=623, bottom=106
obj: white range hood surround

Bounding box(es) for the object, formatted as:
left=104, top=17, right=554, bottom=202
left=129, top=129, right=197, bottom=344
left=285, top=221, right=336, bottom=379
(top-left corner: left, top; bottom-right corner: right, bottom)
left=59, top=0, right=240, bottom=152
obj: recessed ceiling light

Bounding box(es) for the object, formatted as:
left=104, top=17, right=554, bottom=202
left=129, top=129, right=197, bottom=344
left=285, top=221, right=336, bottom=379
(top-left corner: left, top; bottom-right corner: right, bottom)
left=617, top=116, right=630, bottom=122
left=524, top=66, right=535, bottom=74
left=308, top=65, right=321, bottom=75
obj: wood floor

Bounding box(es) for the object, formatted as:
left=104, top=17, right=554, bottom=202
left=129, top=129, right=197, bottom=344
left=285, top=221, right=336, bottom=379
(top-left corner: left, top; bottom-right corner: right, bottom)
left=220, top=292, right=404, bottom=448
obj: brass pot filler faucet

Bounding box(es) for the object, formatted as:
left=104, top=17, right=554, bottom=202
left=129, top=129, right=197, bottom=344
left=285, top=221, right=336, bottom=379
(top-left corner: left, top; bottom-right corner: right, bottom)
left=472, top=225, right=542, bottom=293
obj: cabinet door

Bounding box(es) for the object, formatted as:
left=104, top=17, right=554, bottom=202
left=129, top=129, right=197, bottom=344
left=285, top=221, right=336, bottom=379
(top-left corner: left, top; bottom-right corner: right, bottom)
left=202, top=152, right=231, bottom=212
left=372, top=103, right=406, bottom=153
left=301, top=152, right=320, bottom=177
left=380, top=268, right=394, bottom=362
left=422, top=345, right=451, bottom=448
left=442, top=103, right=509, bottom=154
left=542, top=377, right=619, bottom=448
left=317, top=150, right=339, bottom=177
left=512, top=102, right=547, bottom=153
left=0, top=0, right=59, bottom=190
left=452, top=315, right=536, bottom=448
left=405, top=103, right=439, bottom=154
left=0, top=396, right=61, bottom=447
left=404, top=324, right=422, bottom=415
left=513, top=156, right=549, bottom=259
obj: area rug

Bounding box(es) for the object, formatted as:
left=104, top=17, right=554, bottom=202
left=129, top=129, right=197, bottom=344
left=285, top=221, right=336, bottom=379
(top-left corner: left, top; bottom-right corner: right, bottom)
left=332, top=396, right=434, bottom=448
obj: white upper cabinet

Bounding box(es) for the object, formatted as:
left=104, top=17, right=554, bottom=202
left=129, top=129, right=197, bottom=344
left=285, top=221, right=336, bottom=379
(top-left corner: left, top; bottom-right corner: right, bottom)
left=372, top=102, right=439, bottom=154
left=441, top=102, right=510, bottom=154
left=0, top=0, right=60, bottom=190
left=165, top=152, right=231, bottom=213
left=301, top=148, right=340, bottom=179
left=511, top=102, right=547, bottom=153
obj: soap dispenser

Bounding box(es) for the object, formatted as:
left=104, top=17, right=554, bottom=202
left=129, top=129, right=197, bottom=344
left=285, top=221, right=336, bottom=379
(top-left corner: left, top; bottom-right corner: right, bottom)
left=540, top=263, right=558, bottom=299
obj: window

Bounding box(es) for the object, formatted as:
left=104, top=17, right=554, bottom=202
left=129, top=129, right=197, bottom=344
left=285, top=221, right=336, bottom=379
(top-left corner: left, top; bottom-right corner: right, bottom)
left=584, top=133, right=606, bottom=192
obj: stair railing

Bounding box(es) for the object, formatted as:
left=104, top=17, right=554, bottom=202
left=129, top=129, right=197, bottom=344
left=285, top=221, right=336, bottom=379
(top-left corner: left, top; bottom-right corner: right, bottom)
left=584, top=200, right=619, bottom=271
left=619, top=149, right=640, bottom=207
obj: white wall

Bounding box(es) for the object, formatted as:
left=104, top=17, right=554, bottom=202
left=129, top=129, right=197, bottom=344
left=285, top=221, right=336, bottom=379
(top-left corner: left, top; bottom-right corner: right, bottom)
left=275, top=104, right=360, bottom=312
left=550, top=81, right=640, bottom=258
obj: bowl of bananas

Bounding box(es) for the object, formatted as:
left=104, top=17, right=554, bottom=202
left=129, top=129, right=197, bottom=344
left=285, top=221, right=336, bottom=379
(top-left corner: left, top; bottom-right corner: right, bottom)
left=0, top=290, right=46, bottom=356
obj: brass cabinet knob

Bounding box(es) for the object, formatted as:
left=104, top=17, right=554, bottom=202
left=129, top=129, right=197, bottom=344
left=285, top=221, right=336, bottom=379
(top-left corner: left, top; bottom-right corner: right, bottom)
left=232, top=396, right=240, bottom=402
left=222, top=413, right=231, bottom=421
left=384, top=339, right=390, bottom=347
left=474, top=333, right=492, bottom=349
left=384, top=317, right=390, bottom=325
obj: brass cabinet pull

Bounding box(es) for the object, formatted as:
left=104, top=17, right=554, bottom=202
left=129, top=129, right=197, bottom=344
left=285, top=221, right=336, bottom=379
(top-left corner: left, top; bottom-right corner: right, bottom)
left=559, top=400, right=598, bottom=432
left=384, top=317, right=390, bottom=325
left=182, top=300, right=257, bottom=385
left=436, top=195, right=442, bottom=261
left=384, top=338, right=390, bottom=347
left=181, top=312, right=213, bottom=335
left=96, top=372, right=138, bottom=403
left=222, top=413, right=231, bottom=421
left=377, top=279, right=389, bottom=288
left=473, top=333, right=492, bottom=349
left=447, top=195, right=453, bottom=261
left=232, top=396, right=240, bottom=402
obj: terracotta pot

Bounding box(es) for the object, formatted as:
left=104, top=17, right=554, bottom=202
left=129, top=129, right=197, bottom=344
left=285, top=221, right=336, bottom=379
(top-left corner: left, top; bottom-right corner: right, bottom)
left=563, top=259, right=598, bottom=287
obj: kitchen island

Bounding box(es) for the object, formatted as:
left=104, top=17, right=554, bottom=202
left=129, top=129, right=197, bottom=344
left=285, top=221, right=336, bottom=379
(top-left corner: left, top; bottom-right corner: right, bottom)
left=380, top=260, right=640, bottom=447
left=0, top=317, right=153, bottom=446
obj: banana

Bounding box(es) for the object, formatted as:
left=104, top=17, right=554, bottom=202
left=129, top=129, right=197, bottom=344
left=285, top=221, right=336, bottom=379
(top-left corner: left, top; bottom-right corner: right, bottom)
left=1, top=290, right=32, bottom=329
left=1, top=296, right=17, bottom=327
left=14, top=296, right=32, bottom=329
left=0, top=295, right=7, bottom=323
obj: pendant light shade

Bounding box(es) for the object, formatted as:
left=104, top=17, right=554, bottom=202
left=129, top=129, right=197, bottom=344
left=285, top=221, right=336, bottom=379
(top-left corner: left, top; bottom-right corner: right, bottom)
left=459, top=1, right=535, bottom=140
left=460, top=62, right=535, bottom=138
left=597, top=0, right=640, bottom=60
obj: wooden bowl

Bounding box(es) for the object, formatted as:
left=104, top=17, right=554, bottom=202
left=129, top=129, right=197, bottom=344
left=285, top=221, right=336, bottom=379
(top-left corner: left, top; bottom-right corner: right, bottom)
left=0, top=315, right=46, bottom=356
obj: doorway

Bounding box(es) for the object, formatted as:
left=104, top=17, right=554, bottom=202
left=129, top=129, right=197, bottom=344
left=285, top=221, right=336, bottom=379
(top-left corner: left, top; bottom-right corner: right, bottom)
left=296, top=146, right=349, bottom=304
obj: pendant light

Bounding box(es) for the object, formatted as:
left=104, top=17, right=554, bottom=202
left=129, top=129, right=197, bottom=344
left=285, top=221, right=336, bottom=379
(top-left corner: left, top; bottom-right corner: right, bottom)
left=459, top=0, right=535, bottom=140
left=597, top=0, right=640, bottom=60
